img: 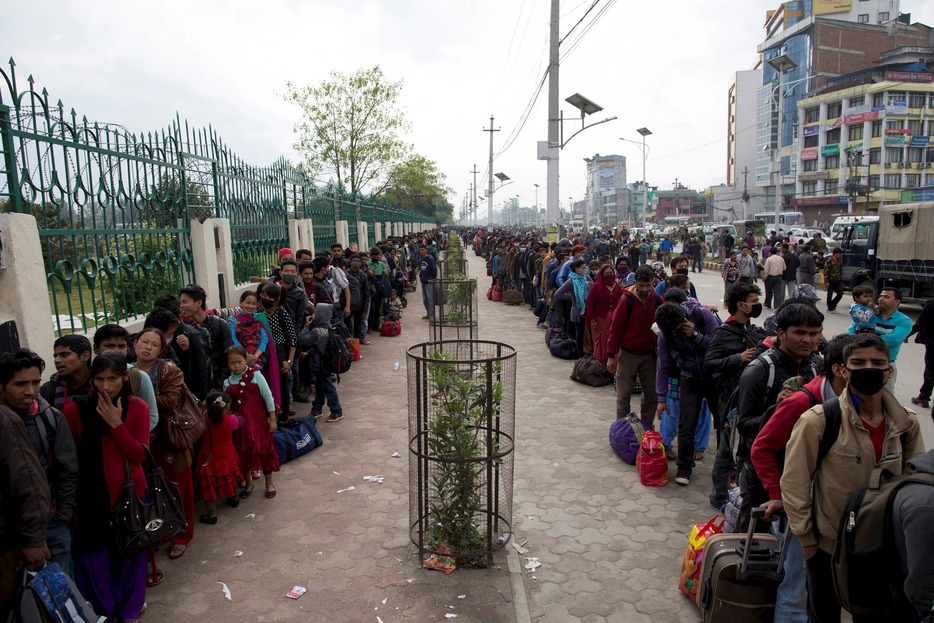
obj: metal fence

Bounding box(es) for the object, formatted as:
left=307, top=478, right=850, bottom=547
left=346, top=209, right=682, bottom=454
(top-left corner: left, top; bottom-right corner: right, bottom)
left=0, top=59, right=431, bottom=336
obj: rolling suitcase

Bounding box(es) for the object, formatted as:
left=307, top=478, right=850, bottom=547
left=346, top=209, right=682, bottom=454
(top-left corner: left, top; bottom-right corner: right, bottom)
left=697, top=507, right=789, bottom=622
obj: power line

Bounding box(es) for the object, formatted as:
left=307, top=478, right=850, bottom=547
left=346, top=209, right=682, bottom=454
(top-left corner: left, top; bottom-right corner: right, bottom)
left=559, top=0, right=600, bottom=44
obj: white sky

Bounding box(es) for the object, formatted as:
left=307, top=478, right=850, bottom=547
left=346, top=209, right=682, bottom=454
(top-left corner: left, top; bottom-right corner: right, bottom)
left=3, top=0, right=933, bottom=218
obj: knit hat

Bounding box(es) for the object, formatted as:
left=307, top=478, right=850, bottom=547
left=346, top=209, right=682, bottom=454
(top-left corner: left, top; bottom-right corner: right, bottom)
left=278, top=248, right=293, bottom=262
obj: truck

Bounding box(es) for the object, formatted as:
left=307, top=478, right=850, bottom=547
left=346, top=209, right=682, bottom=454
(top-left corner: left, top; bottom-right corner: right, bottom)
left=840, top=201, right=934, bottom=304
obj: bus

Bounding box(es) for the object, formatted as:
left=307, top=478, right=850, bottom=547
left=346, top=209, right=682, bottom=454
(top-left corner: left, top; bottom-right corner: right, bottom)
left=754, top=211, right=806, bottom=228
left=664, top=216, right=690, bottom=226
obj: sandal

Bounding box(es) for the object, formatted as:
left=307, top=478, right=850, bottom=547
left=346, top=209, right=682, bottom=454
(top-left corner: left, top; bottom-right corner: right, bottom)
left=199, top=514, right=218, bottom=525
left=226, top=496, right=240, bottom=508
left=168, top=544, right=187, bottom=560
left=265, top=488, right=277, bottom=499
left=146, top=571, right=164, bottom=588
left=239, top=486, right=254, bottom=499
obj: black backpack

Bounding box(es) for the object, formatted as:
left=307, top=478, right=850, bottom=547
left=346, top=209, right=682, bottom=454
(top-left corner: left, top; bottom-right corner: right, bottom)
left=323, top=328, right=352, bottom=379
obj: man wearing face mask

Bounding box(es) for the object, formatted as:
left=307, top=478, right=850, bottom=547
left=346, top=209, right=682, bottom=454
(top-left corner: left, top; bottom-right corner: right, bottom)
left=782, top=333, right=926, bottom=623
left=275, top=259, right=309, bottom=336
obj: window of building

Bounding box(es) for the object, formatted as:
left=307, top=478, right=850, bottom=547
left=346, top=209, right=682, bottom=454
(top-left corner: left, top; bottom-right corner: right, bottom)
left=905, top=174, right=922, bottom=188
left=824, top=179, right=839, bottom=195
left=826, top=128, right=841, bottom=144
left=849, top=96, right=865, bottom=108
left=803, top=159, right=818, bottom=172
left=869, top=148, right=881, bottom=165
left=857, top=14, right=869, bottom=23
left=871, top=120, right=882, bottom=138
left=927, top=148, right=934, bottom=163
left=886, top=119, right=904, bottom=131
left=887, top=92, right=906, bottom=105
left=884, top=174, right=901, bottom=189
left=878, top=11, right=889, bottom=22
left=826, top=155, right=840, bottom=169
left=872, top=93, right=885, bottom=107
left=804, top=135, right=819, bottom=148
left=930, top=94, right=934, bottom=108
left=908, top=119, right=923, bottom=135
left=928, top=121, right=934, bottom=136
left=907, top=147, right=924, bottom=163
left=885, top=147, right=904, bottom=163
left=908, top=93, right=926, bottom=109
left=849, top=124, right=864, bottom=141
left=805, top=107, right=820, bottom=123
left=926, top=174, right=934, bottom=186
left=802, top=181, right=818, bottom=195
left=827, top=102, right=842, bottom=118
left=867, top=175, right=880, bottom=190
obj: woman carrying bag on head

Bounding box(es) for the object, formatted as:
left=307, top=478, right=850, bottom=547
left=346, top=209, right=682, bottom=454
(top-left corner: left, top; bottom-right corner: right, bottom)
left=64, top=351, right=150, bottom=623
left=133, top=328, right=195, bottom=563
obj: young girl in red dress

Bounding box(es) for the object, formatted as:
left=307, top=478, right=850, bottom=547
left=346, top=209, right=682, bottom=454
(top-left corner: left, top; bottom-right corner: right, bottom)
left=224, top=346, right=279, bottom=499
left=197, top=391, right=243, bottom=524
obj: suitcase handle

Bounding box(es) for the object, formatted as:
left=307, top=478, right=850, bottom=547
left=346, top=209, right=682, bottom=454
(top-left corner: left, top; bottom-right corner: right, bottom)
left=738, top=506, right=790, bottom=578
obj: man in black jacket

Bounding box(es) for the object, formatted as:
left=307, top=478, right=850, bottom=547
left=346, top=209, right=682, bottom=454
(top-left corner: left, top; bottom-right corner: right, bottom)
left=0, top=350, right=76, bottom=574
left=781, top=243, right=800, bottom=301
left=344, top=254, right=371, bottom=342
left=734, top=303, right=822, bottom=526
left=180, top=284, right=232, bottom=390
left=148, top=300, right=210, bottom=400
left=703, top=282, right=768, bottom=510
left=910, top=298, right=934, bottom=411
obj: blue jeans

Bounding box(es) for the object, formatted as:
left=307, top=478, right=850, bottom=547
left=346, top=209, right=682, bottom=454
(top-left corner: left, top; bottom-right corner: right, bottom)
left=421, top=280, right=434, bottom=318
left=312, top=374, right=342, bottom=415
left=46, top=521, right=73, bottom=576
left=772, top=520, right=807, bottom=623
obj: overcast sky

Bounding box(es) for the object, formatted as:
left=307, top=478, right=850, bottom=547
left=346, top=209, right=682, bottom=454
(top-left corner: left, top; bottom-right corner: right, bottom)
left=3, top=0, right=933, bottom=218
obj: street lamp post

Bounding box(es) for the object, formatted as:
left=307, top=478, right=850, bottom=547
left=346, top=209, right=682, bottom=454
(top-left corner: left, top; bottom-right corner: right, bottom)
left=766, top=53, right=798, bottom=231
left=620, top=130, right=652, bottom=225
left=533, top=183, right=540, bottom=224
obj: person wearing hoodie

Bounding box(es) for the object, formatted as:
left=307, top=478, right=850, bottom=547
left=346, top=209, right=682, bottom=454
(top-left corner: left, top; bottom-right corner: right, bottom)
left=751, top=334, right=852, bottom=623
left=299, top=303, right=343, bottom=422
left=655, top=294, right=718, bottom=487
left=782, top=333, right=925, bottom=623
left=0, top=349, right=78, bottom=574
left=892, top=449, right=934, bottom=622
left=606, top=266, right=664, bottom=425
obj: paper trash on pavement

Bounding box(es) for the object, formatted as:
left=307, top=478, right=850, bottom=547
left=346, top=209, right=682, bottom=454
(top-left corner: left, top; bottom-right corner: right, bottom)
left=217, top=582, right=232, bottom=600
left=390, top=451, right=401, bottom=458
left=363, top=475, right=384, bottom=484
left=512, top=541, right=529, bottom=555
left=233, top=551, right=243, bottom=557
left=284, top=586, right=307, bottom=599
left=337, top=486, right=356, bottom=493
left=524, top=557, right=541, bottom=572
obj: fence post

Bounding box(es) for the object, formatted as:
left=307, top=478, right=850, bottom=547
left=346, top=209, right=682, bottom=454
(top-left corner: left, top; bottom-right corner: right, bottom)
left=0, top=213, right=55, bottom=368
left=0, top=105, right=24, bottom=214
left=357, top=221, right=368, bottom=251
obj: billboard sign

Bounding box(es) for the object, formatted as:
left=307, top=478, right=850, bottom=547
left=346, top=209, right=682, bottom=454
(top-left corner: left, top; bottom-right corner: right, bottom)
left=886, top=100, right=908, bottom=115
left=821, top=144, right=840, bottom=157
left=911, top=136, right=931, bottom=148
left=801, top=148, right=819, bottom=161
left=814, top=0, right=852, bottom=15
left=597, top=163, right=615, bottom=190
left=803, top=125, right=820, bottom=136
left=799, top=171, right=829, bottom=181
left=884, top=71, right=934, bottom=83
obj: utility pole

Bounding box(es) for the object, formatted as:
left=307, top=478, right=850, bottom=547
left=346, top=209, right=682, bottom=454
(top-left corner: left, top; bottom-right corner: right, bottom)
left=484, top=117, right=500, bottom=227
left=545, top=0, right=560, bottom=225
left=471, top=164, right=479, bottom=225
left=741, top=167, right=750, bottom=221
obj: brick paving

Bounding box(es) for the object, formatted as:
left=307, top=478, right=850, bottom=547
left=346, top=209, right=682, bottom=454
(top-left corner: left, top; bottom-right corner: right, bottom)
left=144, top=253, right=722, bottom=623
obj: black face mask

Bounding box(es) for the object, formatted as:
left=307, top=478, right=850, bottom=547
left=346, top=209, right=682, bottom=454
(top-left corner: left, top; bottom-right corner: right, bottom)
left=281, top=274, right=297, bottom=285
left=260, top=299, right=276, bottom=310
left=748, top=303, right=763, bottom=318
left=847, top=367, right=887, bottom=396
left=676, top=268, right=689, bottom=276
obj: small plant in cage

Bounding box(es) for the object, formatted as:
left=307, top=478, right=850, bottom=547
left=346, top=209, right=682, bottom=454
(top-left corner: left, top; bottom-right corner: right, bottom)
left=424, top=350, right=503, bottom=566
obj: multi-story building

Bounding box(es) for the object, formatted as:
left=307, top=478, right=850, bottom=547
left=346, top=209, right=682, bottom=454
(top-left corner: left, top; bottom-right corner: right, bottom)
left=655, top=186, right=708, bottom=223
left=583, top=154, right=628, bottom=227
left=794, top=62, right=934, bottom=222
left=753, top=1, right=924, bottom=213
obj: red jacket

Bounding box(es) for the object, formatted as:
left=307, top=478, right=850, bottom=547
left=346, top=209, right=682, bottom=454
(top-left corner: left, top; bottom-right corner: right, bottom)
left=65, top=396, right=151, bottom=505
left=751, top=375, right=830, bottom=501
left=605, top=288, right=662, bottom=357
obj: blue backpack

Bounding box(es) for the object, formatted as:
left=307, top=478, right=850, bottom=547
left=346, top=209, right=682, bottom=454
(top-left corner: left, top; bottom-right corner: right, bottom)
left=610, top=413, right=655, bottom=465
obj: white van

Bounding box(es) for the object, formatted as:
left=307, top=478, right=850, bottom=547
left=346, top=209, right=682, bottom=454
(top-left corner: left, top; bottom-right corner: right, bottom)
left=831, top=215, right=878, bottom=241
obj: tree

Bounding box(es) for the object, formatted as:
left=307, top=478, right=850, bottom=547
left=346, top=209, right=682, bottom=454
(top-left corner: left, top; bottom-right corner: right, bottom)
left=380, top=154, right=454, bottom=222
left=282, top=66, right=411, bottom=195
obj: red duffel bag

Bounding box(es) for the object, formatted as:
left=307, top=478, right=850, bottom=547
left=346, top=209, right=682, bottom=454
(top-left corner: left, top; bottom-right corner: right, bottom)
left=380, top=320, right=402, bottom=337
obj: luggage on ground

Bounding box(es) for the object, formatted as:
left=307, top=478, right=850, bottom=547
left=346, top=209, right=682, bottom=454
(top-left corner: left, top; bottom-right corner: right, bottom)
left=548, top=335, right=577, bottom=360
left=636, top=430, right=668, bottom=487
left=570, top=355, right=613, bottom=387
left=492, top=285, right=502, bottom=302
left=379, top=320, right=402, bottom=337
left=502, top=288, right=523, bottom=305
left=696, top=507, right=788, bottom=622
left=347, top=337, right=361, bottom=362
left=609, top=413, right=653, bottom=465
left=8, top=562, right=105, bottom=623
left=274, top=416, right=324, bottom=465
left=679, top=515, right=725, bottom=604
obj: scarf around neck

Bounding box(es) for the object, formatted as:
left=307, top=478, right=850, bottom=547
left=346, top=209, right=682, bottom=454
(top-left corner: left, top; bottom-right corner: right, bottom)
left=569, top=271, right=590, bottom=312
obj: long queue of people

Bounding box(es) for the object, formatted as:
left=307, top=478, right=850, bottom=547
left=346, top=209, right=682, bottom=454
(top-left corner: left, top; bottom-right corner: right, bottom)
left=469, top=225, right=934, bottom=623
left=0, top=234, right=444, bottom=623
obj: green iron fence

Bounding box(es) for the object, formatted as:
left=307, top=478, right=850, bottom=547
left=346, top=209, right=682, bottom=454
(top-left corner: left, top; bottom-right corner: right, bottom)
left=0, top=59, right=432, bottom=336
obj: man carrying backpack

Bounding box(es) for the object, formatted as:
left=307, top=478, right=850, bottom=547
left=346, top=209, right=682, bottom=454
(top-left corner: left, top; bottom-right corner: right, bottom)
left=892, top=449, right=934, bottom=622
left=0, top=349, right=77, bottom=577
left=654, top=295, right=717, bottom=486
left=782, top=333, right=926, bottom=623
left=299, top=303, right=344, bottom=422
left=734, top=303, right=823, bottom=529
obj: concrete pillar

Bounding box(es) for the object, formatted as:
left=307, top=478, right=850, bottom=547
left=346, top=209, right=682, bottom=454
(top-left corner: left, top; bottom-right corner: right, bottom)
left=303, top=219, right=315, bottom=255
left=336, top=221, right=350, bottom=248
left=190, top=218, right=222, bottom=310
left=356, top=221, right=368, bottom=251
left=0, top=213, right=55, bottom=367
left=384, top=222, right=393, bottom=241
left=213, top=219, right=237, bottom=309
left=288, top=219, right=303, bottom=254
left=373, top=222, right=382, bottom=244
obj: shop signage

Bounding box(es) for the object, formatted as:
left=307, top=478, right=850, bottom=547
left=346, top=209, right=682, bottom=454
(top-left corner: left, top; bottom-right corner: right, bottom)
left=799, top=171, right=830, bottom=181
left=825, top=117, right=843, bottom=130
left=845, top=110, right=882, bottom=124
left=884, top=71, right=934, bottom=83
left=821, top=144, right=840, bottom=157
left=791, top=195, right=847, bottom=207
left=910, top=136, right=931, bottom=148
left=885, top=135, right=906, bottom=146
left=801, top=148, right=819, bottom=161
left=885, top=128, right=911, bottom=135
left=901, top=188, right=934, bottom=202
left=886, top=100, right=908, bottom=115
left=803, top=125, right=820, bottom=136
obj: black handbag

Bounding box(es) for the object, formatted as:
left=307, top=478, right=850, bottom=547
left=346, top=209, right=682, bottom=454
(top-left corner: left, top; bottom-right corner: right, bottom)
left=111, top=445, right=187, bottom=555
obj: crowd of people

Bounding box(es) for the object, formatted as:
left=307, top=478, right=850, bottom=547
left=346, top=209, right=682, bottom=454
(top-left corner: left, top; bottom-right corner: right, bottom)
left=470, top=224, right=933, bottom=622
left=0, top=234, right=446, bottom=623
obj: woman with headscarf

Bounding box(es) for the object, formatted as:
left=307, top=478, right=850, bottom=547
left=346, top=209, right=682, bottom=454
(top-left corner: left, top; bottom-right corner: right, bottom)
left=586, top=264, right=624, bottom=364
left=615, top=256, right=634, bottom=288
left=554, top=259, right=593, bottom=358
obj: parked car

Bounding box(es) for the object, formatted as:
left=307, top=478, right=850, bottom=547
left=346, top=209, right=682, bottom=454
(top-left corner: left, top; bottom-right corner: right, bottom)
left=787, top=228, right=827, bottom=241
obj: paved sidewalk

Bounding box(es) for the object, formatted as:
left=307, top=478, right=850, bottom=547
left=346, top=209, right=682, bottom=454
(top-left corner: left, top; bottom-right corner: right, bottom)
left=144, top=253, right=718, bottom=623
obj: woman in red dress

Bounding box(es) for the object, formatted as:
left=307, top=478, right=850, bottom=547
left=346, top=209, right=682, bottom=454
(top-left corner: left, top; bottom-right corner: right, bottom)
left=585, top=264, right=624, bottom=364
left=197, top=391, right=243, bottom=523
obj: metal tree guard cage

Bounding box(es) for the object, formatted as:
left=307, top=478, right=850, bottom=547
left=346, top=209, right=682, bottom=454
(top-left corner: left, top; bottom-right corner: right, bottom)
left=429, top=278, right=478, bottom=342
left=407, top=340, right=517, bottom=568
